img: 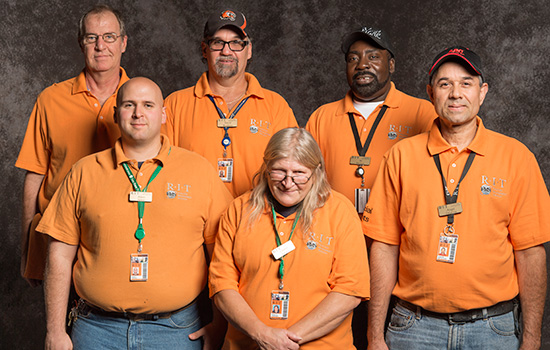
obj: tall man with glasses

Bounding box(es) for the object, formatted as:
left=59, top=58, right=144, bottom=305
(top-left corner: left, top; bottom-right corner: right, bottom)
left=163, top=8, right=298, bottom=198
left=15, top=4, right=129, bottom=286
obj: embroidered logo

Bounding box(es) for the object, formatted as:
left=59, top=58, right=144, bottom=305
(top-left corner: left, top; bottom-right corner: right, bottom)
left=307, top=232, right=334, bottom=254
left=306, top=240, right=317, bottom=250
left=361, top=27, right=382, bottom=39
left=220, top=10, right=236, bottom=21
left=249, top=118, right=271, bottom=137
left=166, top=183, right=191, bottom=200
left=448, top=48, right=464, bottom=56
left=480, top=175, right=508, bottom=198
left=388, top=124, right=412, bottom=140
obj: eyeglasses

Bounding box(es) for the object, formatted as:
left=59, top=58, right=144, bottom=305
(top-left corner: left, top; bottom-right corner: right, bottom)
left=268, top=170, right=312, bottom=185
left=82, top=33, right=122, bottom=45
left=207, top=39, right=249, bottom=52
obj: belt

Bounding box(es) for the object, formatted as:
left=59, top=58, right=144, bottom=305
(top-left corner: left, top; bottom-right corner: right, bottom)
left=397, top=297, right=518, bottom=323
left=77, top=299, right=194, bottom=322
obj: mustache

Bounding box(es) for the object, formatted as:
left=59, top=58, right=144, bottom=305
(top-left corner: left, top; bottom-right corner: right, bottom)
left=353, top=71, right=376, bottom=80
left=215, top=56, right=238, bottom=64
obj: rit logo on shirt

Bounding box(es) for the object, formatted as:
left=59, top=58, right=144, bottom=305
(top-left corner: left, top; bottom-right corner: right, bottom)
left=309, top=232, right=334, bottom=246
left=481, top=175, right=507, bottom=188
left=250, top=119, right=271, bottom=129
left=166, top=183, right=191, bottom=200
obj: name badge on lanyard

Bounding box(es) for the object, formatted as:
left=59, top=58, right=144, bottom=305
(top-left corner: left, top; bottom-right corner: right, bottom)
left=217, top=119, right=238, bottom=128
left=122, top=161, right=165, bottom=280
left=348, top=106, right=388, bottom=207
left=129, top=191, right=153, bottom=202
left=432, top=152, right=475, bottom=264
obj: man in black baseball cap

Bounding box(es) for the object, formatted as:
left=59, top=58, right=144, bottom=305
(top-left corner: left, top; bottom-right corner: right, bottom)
left=306, top=25, right=435, bottom=214
left=306, top=24, right=437, bottom=348
left=366, top=45, right=548, bottom=350
left=162, top=8, right=297, bottom=200
left=203, top=8, right=248, bottom=39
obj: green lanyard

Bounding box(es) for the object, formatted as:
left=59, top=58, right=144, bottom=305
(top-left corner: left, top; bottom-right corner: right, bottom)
left=271, top=205, right=301, bottom=290
left=122, top=162, right=163, bottom=248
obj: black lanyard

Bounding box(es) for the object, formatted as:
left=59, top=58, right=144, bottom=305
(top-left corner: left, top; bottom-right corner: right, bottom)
left=433, top=152, right=476, bottom=224
left=348, top=105, right=388, bottom=156
left=208, top=95, right=249, bottom=151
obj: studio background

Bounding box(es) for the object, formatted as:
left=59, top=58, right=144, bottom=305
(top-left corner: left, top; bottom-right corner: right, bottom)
left=1, top=0, right=549, bottom=348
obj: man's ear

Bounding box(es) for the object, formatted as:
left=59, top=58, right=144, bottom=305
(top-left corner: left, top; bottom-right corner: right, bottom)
left=426, top=84, right=434, bottom=104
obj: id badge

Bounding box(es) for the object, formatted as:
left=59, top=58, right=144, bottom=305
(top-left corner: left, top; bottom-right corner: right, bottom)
left=355, top=188, right=370, bottom=213
left=350, top=156, right=371, bottom=166
left=437, top=202, right=463, bottom=217
left=217, top=158, right=233, bottom=182
left=129, top=191, right=153, bottom=202
left=271, top=240, right=295, bottom=260
left=436, top=233, right=458, bottom=263
left=130, top=253, right=149, bottom=281
left=270, top=290, right=290, bottom=320
left=217, top=119, right=238, bottom=128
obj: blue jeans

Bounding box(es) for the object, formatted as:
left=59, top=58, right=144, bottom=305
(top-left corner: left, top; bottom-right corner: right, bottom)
left=71, top=301, right=202, bottom=350
left=386, top=302, right=519, bottom=350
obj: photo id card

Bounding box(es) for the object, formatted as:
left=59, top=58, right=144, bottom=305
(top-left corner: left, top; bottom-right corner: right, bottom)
left=217, top=158, right=233, bottom=182
left=436, top=233, right=458, bottom=264
left=270, top=290, right=290, bottom=320
left=130, top=253, right=149, bottom=281
left=355, top=188, right=370, bottom=214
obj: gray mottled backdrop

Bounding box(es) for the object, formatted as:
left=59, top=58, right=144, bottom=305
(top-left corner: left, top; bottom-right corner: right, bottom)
left=1, top=0, right=549, bottom=348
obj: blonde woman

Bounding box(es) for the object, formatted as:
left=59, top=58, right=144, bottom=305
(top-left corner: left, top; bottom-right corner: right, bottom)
left=209, top=128, right=370, bottom=349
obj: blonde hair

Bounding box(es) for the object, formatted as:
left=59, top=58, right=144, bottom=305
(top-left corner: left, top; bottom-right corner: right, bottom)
left=246, top=128, right=331, bottom=233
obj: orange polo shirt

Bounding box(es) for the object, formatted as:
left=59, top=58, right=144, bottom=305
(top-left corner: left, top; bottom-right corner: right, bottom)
left=363, top=118, right=550, bottom=313
left=37, top=136, right=233, bottom=313
left=15, top=68, right=129, bottom=279
left=306, top=83, right=436, bottom=206
left=163, top=72, right=298, bottom=198
left=209, top=191, right=370, bottom=349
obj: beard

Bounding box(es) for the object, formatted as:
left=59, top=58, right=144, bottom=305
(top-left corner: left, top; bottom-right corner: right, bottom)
left=214, top=56, right=239, bottom=78
left=352, top=71, right=391, bottom=99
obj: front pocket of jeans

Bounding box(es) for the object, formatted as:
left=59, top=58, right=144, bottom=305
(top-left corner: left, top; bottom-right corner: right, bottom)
left=388, top=304, right=416, bottom=331
left=488, top=312, right=516, bottom=336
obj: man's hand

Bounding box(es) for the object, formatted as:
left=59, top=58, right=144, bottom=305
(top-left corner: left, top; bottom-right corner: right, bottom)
left=367, top=338, right=389, bottom=350
left=253, top=327, right=301, bottom=350
left=45, top=330, right=72, bottom=350
left=188, top=321, right=225, bottom=350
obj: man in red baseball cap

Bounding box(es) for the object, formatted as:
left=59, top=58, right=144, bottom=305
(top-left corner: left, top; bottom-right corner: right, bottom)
left=364, top=46, right=549, bottom=350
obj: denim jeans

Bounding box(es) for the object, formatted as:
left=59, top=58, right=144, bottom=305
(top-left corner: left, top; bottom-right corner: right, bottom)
left=71, top=301, right=202, bottom=350
left=386, top=302, right=519, bottom=350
